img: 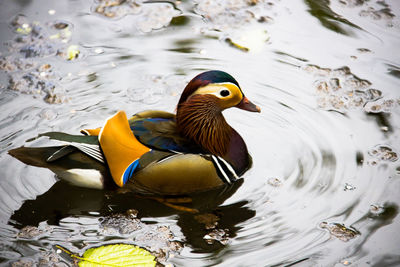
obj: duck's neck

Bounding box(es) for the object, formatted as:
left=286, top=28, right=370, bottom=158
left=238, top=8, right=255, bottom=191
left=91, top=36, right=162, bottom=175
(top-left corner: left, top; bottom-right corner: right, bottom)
left=176, top=95, right=232, bottom=156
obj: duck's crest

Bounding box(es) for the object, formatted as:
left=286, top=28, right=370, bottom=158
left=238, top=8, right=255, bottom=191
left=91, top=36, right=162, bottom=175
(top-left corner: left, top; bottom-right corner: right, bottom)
left=178, top=70, right=240, bottom=105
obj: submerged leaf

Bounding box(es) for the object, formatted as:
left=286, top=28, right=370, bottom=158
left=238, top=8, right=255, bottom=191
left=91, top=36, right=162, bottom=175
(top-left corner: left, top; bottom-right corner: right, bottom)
left=79, top=244, right=156, bottom=267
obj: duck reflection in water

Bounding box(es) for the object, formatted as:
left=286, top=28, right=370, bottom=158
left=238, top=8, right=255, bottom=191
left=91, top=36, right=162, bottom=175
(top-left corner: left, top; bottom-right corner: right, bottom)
left=10, top=179, right=255, bottom=251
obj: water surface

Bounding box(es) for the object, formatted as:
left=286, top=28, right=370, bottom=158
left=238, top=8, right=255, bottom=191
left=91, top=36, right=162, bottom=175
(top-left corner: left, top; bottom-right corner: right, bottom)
left=0, top=0, right=399, bottom=266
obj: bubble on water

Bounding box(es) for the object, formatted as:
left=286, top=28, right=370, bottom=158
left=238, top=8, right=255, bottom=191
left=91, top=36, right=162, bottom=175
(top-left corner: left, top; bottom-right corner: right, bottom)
left=136, top=3, right=179, bottom=33
left=319, top=222, right=360, bottom=242
left=100, top=212, right=183, bottom=264
left=53, top=21, right=69, bottom=30
left=368, top=145, right=398, bottom=163
left=337, top=0, right=395, bottom=27
left=344, top=183, right=356, bottom=191
left=364, top=98, right=399, bottom=113
left=199, top=49, right=207, bottom=55
left=94, top=0, right=142, bottom=19
left=380, top=126, right=389, bottom=132
left=267, top=177, right=282, bottom=187
left=10, top=14, right=30, bottom=28
left=203, top=228, right=230, bottom=245
left=7, top=64, right=68, bottom=104
left=343, top=76, right=371, bottom=90
left=359, top=5, right=395, bottom=20
left=18, top=226, right=43, bottom=239
left=93, top=1, right=179, bottom=33
left=39, top=109, right=57, bottom=120
left=8, top=16, right=66, bottom=58
left=194, top=0, right=277, bottom=30
left=134, top=225, right=182, bottom=263
left=1, top=16, right=77, bottom=104
left=370, top=204, right=385, bottom=215
left=11, top=259, right=34, bottom=266
left=126, top=74, right=185, bottom=105
left=17, top=224, right=52, bottom=239
left=94, top=48, right=104, bottom=54
left=303, top=64, right=331, bottom=76
left=357, top=47, right=372, bottom=53
left=315, top=80, right=329, bottom=93
left=341, top=259, right=352, bottom=266
left=195, top=0, right=255, bottom=30
left=364, top=88, right=382, bottom=101
left=100, top=209, right=143, bottom=235
left=329, top=78, right=341, bottom=91
left=38, top=251, right=62, bottom=266
left=194, top=0, right=277, bottom=50
left=49, top=21, right=73, bottom=43
left=305, top=64, right=399, bottom=113
left=0, top=56, right=36, bottom=71
left=331, top=66, right=352, bottom=76
left=195, top=213, right=220, bottom=229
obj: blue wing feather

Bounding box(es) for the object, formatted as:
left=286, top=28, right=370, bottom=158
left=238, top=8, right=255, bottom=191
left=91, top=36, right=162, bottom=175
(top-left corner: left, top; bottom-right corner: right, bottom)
left=123, top=159, right=140, bottom=184
left=130, top=117, right=202, bottom=153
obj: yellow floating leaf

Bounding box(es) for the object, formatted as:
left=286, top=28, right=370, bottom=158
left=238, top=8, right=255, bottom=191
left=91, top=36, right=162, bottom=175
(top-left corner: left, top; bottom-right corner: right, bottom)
left=16, top=26, right=32, bottom=34
left=67, top=45, right=80, bottom=60
left=79, top=244, right=156, bottom=267
left=56, top=244, right=156, bottom=267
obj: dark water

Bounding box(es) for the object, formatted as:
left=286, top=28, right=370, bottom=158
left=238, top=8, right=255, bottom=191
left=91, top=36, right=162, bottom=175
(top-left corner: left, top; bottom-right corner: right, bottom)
left=1, top=0, right=400, bottom=266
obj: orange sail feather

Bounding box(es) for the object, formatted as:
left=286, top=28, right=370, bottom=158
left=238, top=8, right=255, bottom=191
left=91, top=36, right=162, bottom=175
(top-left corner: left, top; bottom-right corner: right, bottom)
left=98, top=111, right=150, bottom=187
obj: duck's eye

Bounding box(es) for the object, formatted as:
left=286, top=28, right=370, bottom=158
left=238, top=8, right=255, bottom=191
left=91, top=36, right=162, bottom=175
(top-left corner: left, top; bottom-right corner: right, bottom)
left=219, top=89, right=230, bottom=97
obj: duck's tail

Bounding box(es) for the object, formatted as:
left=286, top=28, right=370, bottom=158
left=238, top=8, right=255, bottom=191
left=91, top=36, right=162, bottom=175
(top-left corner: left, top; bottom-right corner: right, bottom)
left=8, top=144, right=114, bottom=190
left=9, top=145, right=65, bottom=168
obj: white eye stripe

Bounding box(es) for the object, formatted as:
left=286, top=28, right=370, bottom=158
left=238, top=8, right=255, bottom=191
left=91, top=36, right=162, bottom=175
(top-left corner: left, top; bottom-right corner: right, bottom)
left=216, top=82, right=240, bottom=90
left=196, top=83, right=236, bottom=94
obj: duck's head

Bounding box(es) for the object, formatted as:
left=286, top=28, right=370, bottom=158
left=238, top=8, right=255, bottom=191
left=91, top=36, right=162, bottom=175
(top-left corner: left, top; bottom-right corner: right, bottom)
left=177, top=70, right=261, bottom=113
left=176, top=70, right=260, bottom=156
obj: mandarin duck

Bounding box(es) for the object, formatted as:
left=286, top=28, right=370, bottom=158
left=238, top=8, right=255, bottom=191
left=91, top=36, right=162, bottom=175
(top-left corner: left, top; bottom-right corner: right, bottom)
left=9, top=70, right=260, bottom=195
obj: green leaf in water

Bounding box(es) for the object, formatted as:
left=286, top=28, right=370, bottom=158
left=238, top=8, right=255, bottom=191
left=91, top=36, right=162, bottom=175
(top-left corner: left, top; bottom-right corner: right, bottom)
left=67, top=45, right=80, bottom=60
left=16, top=24, right=32, bottom=34
left=56, top=244, right=156, bottom=267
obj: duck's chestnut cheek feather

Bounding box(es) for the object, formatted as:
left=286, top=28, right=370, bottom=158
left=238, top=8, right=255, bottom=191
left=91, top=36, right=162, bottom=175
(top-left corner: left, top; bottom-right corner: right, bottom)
left=236, top=96, right=261, bottom=112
